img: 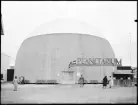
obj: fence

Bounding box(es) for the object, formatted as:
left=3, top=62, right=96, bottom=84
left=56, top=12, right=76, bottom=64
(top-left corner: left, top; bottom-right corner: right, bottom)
left=35, top=80, right=57, bottom=84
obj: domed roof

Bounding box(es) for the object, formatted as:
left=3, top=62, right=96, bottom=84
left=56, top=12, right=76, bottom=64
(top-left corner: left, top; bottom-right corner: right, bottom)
left=27, top=18, right=105, bottom=39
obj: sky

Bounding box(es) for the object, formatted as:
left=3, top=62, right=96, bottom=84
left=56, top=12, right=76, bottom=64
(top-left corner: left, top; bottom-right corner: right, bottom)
left=1, top=1, right=137, bottom=67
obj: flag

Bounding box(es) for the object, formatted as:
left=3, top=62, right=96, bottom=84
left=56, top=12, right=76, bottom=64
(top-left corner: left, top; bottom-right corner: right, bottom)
left=1, top=14, right=4, bottom=35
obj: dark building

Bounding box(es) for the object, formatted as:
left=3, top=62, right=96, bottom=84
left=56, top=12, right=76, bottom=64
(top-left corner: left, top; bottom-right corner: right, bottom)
left=113, top=66, right=133, bottom=79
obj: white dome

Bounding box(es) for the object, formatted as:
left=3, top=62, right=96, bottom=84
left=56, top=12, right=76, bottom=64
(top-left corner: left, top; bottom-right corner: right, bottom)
left=15, top=33, right=115, bottom=82
left=27, top=18, right=105, bottom=39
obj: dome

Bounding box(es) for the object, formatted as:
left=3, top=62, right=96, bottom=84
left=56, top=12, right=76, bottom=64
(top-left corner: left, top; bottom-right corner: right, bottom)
left=27, top=18, right=105, bottom=39
left=15, top=33, right=115, bottom=83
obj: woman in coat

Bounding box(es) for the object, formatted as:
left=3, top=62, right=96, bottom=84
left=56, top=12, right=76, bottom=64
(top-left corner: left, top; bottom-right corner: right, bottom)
left=79, top=75, right=84, bottom=87
left=109, top=76, right=114, bottom=88
left=103, top=76, right=108, bottom=89
left=13, top=76, right=18, bottom=91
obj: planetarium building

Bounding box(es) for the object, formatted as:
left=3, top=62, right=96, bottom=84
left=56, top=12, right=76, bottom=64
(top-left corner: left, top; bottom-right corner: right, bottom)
left=15, top=19, right=119, bottom=84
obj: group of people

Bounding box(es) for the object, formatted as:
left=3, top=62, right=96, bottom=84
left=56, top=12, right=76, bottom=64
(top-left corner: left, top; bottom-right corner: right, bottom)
left=78, top=75, right=114, bottom=88
left=103, top=76, right=114, bottom=89
left=12, top=75, right=113, bottom=91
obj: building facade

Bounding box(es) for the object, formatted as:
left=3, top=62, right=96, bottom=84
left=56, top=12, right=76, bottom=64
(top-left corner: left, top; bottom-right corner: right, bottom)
left=15, top=33, right=117, bottom=83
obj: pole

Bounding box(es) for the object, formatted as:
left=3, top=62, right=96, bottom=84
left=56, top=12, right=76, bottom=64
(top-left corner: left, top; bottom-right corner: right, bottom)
left=129, top=33, right=131, bottom=66
left=1, top=14, right=4, bottom=35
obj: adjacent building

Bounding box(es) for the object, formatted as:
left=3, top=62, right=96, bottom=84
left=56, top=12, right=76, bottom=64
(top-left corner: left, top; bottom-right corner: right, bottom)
left=1, top=53, right=10, bottom=81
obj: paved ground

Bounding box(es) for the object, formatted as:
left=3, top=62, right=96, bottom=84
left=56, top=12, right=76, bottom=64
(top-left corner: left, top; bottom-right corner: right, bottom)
left=1, top=83, right=137, bottom=104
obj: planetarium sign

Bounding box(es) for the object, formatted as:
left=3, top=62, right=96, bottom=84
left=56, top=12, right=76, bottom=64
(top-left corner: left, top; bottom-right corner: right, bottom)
left=69, top=58, right=122, bottom=67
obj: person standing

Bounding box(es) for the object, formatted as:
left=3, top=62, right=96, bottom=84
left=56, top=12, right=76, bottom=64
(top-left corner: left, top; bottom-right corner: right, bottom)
left=79, top=75, right=84, bottom=87
left=13, top=76, right=18, bottom=91
left=103, top=76, right=108, bottom=89
left=109, top=76, right=114, bottom=88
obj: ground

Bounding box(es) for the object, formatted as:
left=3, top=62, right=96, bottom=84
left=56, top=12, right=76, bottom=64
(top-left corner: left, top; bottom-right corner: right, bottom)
left=1, top=83, right=137, bottom=104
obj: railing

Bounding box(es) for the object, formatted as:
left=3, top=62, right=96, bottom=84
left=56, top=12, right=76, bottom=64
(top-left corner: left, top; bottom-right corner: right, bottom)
left=24, top=80, right=30, bottom=84
left=78, top=80, right=99, bottom=84
left=89, top=80, right=99, bottom=84
left=35, top=80, right=57, bottom=84
left=46, top=80, right=57, bottom=84
left=35, top=80, right=46, bottom=84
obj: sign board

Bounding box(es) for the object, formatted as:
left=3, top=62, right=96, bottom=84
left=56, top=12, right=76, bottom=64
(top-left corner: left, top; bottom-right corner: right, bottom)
left=69, top=58, right=122, bottom=67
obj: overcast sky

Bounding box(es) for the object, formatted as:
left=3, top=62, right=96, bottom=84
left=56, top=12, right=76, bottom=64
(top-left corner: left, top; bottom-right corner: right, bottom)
left=1, top=1, right=137, bottom=67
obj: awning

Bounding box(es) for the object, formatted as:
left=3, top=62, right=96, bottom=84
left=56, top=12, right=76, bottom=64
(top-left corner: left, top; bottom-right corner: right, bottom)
left=113, top=72, right=134, bottom=74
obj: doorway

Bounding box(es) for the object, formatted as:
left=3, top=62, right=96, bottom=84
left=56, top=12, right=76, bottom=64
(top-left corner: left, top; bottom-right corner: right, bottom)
left=61, top=71, right=76, bottom=84
left=7, top=69, right=14, bottom=81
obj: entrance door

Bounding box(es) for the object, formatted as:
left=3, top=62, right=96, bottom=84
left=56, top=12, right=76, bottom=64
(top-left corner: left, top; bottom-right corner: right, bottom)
left=61, top=71, right=75, bottom=84
left=7, top=69, right=14, bottom=81
left=1, top=74, right=3, bottom=80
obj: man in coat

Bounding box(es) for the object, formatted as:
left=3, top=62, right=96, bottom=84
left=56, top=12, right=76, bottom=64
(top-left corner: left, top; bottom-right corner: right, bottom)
left=103, top=76, right=108, bottom=89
